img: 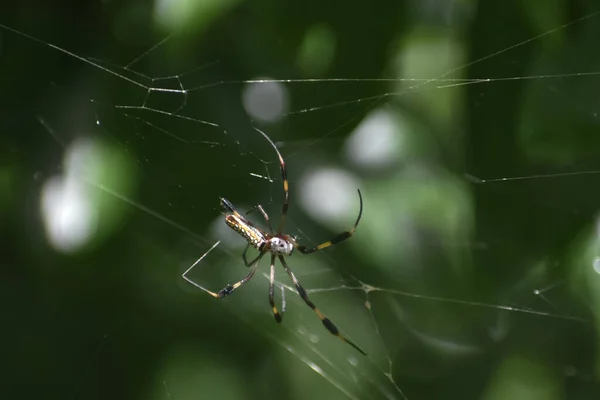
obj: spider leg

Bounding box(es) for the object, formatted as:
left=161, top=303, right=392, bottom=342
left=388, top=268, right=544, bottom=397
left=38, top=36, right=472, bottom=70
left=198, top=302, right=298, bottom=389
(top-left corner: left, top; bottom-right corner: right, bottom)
left=242, top=244, right=263, bottom=267
left=183, top=253, right=264, bottom=298
left=278, top=255, right=366, bottom=355
left=297, top=189, right=363, bottom=254
left=220, top=197, right=239, bottom=215
left=269, top=254, right=283, bottom=323
left=246, top=203, right=274, bottom=233
left=254, top=128, right=289, bottom=234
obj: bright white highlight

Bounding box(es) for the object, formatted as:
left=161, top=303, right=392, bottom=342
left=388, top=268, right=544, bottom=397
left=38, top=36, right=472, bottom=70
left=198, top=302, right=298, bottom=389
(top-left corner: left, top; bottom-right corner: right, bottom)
left=345, top=108, right=405, bottom=170
left=40, top=139, right=100, bottom=253
left=594, top=257, right=600, bottom=274
left=242, top=77, right=289, bottom=123
left=299, top=168, right=359, bottom=224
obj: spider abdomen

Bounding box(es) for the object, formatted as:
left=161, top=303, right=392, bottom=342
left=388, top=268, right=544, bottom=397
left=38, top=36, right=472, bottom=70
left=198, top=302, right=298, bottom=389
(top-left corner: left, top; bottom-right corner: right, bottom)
left=225, top=214, right=266, bottom=250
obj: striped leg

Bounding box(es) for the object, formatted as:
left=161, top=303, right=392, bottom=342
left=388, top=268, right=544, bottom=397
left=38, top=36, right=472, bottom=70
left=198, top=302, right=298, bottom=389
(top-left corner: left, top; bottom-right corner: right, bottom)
left=242, top=244, right=262, bottom=267
left=296, top=190, right=363, bottom=254
left=247, top=204, right=274, bottom=233
left=254, top=128, right=289, bottom=234
left=183, top=253, right=263, bottom=298
left=269, top=254, right=283, bottom=323
left=278, top=255, right=366, bottom=355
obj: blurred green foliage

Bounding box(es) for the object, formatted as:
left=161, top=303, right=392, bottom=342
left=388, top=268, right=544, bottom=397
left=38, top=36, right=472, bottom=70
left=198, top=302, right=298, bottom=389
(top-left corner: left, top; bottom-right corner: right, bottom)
left=3, top=0, right=600, bottom=399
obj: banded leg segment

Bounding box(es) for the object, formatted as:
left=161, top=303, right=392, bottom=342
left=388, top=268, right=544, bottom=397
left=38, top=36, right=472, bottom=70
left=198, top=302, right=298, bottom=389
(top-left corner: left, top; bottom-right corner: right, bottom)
left=247, top=203, right=274, bottom=233
left=269, top=254, right=282, bottom=323
left=220, top=197, right=240, bottom=216
left=278, top=255, right=366, bottom=355
left=296, top=189, right=363, bottom=254
left=242, top=244, right=263, bottom=267
left=183, top=253, right=264, bottom=298
left=254, top=128, right=289, bottom=235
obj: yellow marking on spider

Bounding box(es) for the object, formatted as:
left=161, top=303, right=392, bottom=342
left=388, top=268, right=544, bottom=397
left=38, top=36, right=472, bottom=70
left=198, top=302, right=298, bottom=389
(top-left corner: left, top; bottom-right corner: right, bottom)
left=314, top=308, right=326, bottom=320
left=316, top=241, right=333, bottom=250
left=272, top=306, right=281, bottom=317
left=225, top=214, right=267, bottom=249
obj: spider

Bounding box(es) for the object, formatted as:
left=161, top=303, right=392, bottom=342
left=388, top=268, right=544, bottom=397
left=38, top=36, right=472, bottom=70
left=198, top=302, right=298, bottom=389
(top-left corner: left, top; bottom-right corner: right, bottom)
left=183, top=128, right=365, bottom=355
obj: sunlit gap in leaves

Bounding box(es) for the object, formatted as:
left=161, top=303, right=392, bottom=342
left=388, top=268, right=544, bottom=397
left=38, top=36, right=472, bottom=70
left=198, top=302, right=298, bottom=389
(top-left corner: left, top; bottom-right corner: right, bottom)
left=40, top=137, right=135, bottom=253
left=345, top=107, right=408, bottom=171
left=298, top=168, right=361, bottom=228
left=242, top=78, right=289, bottom=124
left=40, top=139, right=101, bottom=253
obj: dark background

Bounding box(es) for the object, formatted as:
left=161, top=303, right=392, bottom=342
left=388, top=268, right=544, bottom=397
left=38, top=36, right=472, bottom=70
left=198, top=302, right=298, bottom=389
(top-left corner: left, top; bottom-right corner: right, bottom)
left=3, top=1, right=600, bottom=399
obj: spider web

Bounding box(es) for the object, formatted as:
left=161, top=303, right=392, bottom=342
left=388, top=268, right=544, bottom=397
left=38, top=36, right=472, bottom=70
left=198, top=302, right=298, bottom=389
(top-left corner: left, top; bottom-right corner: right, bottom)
left=3, top=2, right=600, bottom=400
